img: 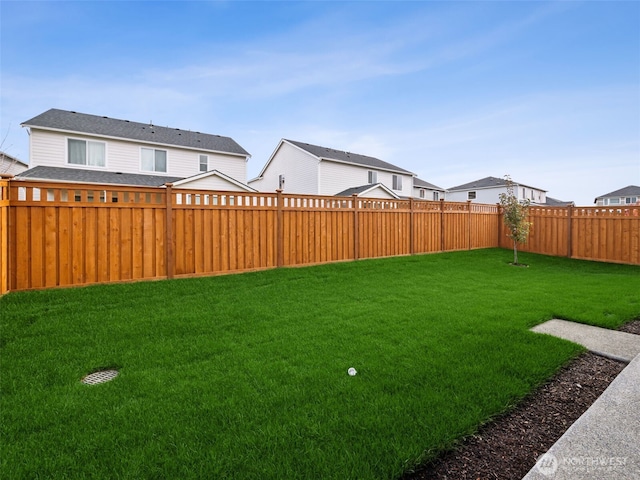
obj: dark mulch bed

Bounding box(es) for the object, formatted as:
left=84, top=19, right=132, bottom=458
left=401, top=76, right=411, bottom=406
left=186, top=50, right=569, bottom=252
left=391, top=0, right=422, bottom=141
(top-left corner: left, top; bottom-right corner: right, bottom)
left=403, top=319, right=639, bottom=480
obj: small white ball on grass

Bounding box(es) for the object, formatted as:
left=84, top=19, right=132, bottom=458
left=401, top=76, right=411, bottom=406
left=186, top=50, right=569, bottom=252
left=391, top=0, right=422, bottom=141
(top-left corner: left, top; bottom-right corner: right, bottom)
left=347, top=367, right=357, bottom=376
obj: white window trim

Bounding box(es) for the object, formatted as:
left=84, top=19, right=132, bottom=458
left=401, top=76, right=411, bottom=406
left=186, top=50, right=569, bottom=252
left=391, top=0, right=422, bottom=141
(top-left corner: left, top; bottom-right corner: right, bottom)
left=392, top=175, right=402, bottom=191
left=66, top=137, right=107, bottom=169
left=199, top=154, right=209, bottom=173
left=368, top=170, right=377, bottom=184
left=140, top=147, right=168, bottom=173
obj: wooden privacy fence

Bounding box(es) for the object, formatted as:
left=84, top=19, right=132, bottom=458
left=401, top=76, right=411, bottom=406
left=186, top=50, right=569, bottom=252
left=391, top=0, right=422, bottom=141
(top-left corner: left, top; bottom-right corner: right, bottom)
left=0, top=179, right=637, bottom=294
left=500, top=205, right=640, bottom=265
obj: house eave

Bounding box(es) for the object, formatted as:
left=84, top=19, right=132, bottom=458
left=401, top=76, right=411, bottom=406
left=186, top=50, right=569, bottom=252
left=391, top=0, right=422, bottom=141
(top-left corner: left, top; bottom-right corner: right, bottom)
left=21, top=124, right=250, bottom=159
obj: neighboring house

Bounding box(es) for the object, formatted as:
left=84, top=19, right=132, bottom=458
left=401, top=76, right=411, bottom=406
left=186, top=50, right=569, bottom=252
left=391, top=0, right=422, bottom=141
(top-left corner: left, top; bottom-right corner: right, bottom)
left=447, top=176, right=547, bottom=205
left=249, top=139, right=415, bottom=198
left=0, top=151, right=28, bottom=176
left=18, top=108, right=253, bottom=191
left=413, top=177, right=445, bottom=201
left=594, top=186, right=640, bottom=206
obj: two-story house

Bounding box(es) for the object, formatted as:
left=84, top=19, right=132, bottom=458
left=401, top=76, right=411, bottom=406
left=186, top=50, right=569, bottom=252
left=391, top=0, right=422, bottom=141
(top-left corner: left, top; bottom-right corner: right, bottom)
left=447, top=176, right=548, bottom=205
left=18, top=109, right=255, bottom=191
left=594, top=186, right=640, bottom=206
left=413, top=177, right=445, bottom=201
left=249, top=139, right=415, bottom=198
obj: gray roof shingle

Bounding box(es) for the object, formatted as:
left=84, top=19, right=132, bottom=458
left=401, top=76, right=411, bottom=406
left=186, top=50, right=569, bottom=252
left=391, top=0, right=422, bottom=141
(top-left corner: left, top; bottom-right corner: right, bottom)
left=448, top=176, right=545, bottom=192
left=545, top=196, right=574, bottom=207
left=286, top=139, right=413, bottom=175
left=22, top=109, right=250, bottom=157
left=413, top=177, right=444, bottom=190
left=17, top=166, right=183, bottom=187
left=595, top=185, right=640, bottom=199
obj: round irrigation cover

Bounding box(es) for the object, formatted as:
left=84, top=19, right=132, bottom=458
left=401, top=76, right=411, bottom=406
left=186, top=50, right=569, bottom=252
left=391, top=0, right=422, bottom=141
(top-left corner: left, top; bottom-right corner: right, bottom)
left=82, top=369, right=119, bottom=385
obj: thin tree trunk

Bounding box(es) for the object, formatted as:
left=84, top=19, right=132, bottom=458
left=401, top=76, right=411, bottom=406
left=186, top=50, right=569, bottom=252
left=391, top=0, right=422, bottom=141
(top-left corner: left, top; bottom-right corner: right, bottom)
left=513, top=242, right=518, bottom=265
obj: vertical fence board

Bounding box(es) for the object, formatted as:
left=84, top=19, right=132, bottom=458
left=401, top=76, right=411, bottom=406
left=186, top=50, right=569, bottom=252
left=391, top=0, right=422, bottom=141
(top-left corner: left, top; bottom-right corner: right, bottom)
left=2, top=180, right=638, bottom=294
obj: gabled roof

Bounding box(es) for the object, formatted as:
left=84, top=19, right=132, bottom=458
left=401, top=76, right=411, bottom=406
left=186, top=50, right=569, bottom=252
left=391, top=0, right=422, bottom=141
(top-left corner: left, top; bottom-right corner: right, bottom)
left=22, top=109, right=250, bottom=157
left=335, top=183, right=400, bottom=198
left=595, top=185, right=640, bottom=199
left=448, top=176, right=546, bottom=192
left=545, top=197, right=574, bottom=207
left=17, top=166, right=183, bottom=187
left=413, top=177, right=444, bottom=191
left=172, top=169, right=257, bottom=191
left=285, top=139, right=414, bottom=175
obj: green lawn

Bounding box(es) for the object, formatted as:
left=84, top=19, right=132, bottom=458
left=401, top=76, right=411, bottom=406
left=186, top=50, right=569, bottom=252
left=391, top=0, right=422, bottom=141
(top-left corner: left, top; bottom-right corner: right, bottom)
left=1, top=249, right=639, bottom=479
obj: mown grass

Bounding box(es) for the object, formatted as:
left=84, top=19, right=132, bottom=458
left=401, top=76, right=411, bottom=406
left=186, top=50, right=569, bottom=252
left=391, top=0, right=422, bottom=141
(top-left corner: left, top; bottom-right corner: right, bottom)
left=1, top=249, right=639, bottom=479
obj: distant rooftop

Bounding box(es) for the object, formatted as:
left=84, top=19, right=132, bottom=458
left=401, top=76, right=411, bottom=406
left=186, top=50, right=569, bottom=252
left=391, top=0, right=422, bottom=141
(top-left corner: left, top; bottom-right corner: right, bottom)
left=595, top=185, right=640, bottom=199
left=448, top=176, right=546, bottom=192
left=285, top=139, right=414, bottom=175
left=413, top=177, right=444, bottom=191
left=22, top=109, right=250, bottom=157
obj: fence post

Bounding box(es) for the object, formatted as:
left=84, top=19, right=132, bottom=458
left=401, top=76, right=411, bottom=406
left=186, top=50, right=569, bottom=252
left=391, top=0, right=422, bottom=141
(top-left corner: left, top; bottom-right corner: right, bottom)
left=497, top=203, right=502, bottom=248
left=567, top=204, right=573, bottom=259
left=352, top=194, right=359, bottom=260
left=0, top=175, right=12, bottom=295
left=165, top=183, right=174, bottom=279
left=440, top=199, right=445, bottom=252
left=409, top=198, right=415, bottom=255
left=467, top=200, right=472, bottom=250
left=276, top=189, right=284, bottom=267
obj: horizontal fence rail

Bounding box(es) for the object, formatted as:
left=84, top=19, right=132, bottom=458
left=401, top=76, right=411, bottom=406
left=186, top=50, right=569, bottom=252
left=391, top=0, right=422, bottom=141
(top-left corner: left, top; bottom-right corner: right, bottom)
left=1, top=179, right=638, bottom=294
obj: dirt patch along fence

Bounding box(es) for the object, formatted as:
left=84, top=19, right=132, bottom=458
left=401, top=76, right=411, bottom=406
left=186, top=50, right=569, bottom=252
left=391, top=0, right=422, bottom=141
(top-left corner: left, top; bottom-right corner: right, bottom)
left=1, top=179, right=637, bottom=294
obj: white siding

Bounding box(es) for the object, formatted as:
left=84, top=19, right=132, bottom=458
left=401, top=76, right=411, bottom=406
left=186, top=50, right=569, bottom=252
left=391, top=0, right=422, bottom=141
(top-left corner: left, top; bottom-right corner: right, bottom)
left=446, top=187, right=507, bottom=204
left=447, top=186, right=547, bottom=205
left=249, top=142, right=319, bottom=194
left=319, top=160, right=413, bottom=197
left=1, top=160, right=28, bottom=176
left=413, top=187, right=443, bottom=201
left=29, top=129, right=247, bottom=181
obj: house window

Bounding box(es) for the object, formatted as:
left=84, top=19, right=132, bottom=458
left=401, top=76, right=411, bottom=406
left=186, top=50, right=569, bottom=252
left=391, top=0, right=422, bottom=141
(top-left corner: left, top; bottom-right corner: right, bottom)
left=468, top=191, right=476, bottom=200
left=625, top=197, right=637, bottom=204
left=419, top=189, right=425, bottom=199
left=141, top=148, right=167, bottom=173
left=68, top=139, right=105, bottom=167
left=199, top=155, right=208, bottom=172
left=433, top=191, right=439, bottom=201
left=609, top=198, right=620, bottom=205
left=392, top=175, right=402, bottom=191
left=368, top=171, right=377, bottom=184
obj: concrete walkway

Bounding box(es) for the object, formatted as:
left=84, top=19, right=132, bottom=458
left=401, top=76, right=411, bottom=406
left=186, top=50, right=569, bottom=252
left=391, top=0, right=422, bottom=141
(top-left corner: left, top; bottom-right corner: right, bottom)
left=530, top=319, right=640, bottom=363
left=523, top=319, right=640, bottom=479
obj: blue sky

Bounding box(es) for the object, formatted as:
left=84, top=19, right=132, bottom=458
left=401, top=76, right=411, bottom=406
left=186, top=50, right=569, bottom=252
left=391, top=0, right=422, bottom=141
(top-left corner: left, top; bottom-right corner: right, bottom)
left=1, top=0, right=638, bottom=205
